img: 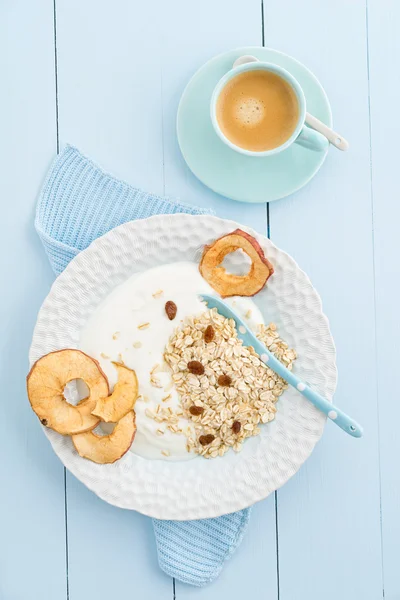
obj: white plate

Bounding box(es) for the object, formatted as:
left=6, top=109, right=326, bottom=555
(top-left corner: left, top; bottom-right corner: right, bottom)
left=29, top=214, right=337, bottom=520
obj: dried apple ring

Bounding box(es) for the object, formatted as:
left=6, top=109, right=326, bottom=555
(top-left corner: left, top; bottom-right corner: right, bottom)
left=72, top=411, right=136, bottom=464
left=199, top=229, right=274, bottom=297
left=27, top=349, right=109, bottom=435
left=92, top=363, right=139, bottom=423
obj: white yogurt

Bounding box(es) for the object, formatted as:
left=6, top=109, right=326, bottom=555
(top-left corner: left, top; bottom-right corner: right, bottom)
left=79, top=262, right=263, bottom=461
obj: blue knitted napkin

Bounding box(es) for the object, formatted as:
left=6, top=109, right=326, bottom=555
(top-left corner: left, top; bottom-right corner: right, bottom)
left=35, top=145, right=251, bottom=587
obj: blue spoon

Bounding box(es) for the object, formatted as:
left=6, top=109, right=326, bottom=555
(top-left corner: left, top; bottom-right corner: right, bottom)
left=200, top=294, right=363, bottom=439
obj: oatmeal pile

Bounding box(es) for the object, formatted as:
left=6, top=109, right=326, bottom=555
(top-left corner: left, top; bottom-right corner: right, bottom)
left=161, top=308, right=296, bottom=458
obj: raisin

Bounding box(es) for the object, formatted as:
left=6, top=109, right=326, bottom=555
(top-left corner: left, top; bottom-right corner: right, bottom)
left=199, top=434, right=215, bottom=446
left=165, top=300, right=177, bottom=320
left=218, top=374, right=232, bottom=387
left=187, top=361, right=205, bottom=375
left=232, top=421, right=241, bottom=434
left=204, top=325, right=215, bottom=343
left=189, top=405, right=204, bottom=416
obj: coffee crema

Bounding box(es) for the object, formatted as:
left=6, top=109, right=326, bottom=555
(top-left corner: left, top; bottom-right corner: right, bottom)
left=216, top=70, right=299, bottom=152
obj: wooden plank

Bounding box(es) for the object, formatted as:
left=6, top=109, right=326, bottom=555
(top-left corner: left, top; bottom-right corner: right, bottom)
left=56, top=0, right=277, bottom=597
left=53, top=0, right=178, bottom=597
left=0, top=1, right=67, bottom=599
left=264, top=1, right=383, bottom=599
left=66, top=473, right=172, bottom=598
left=158, top=1, right=278, bottom=598
left=54, top=0, right=164, bottom=194
left=159, top=0, right=268, bottom=223
left=367, top=1, right=400, bottom=597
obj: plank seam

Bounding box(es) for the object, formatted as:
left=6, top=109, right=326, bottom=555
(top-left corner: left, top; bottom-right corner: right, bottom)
left=53, top=1, right=67, bottom=597
left=64, top=469, right=70, bottom=600
left=160, top=66, right=166, bottom=195
left=261, top=0, right=265, bottom=46
left=53, top=0, right=59, bottom=154
left=365, top=1, right=385, bottom=598
left=262, top=3, right=277, bottom=599
left=274, top=492, right=280, bottom=600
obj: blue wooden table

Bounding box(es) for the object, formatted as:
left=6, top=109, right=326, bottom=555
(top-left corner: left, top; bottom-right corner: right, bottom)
left=1, top=1, right=397, bottom=598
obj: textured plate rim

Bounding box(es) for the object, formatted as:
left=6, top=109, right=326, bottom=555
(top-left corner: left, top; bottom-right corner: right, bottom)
left=29, top=214, right=337, bottom=519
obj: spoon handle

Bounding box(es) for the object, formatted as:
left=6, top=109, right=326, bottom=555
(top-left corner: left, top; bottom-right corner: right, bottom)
left=305, top=112, right=349, bottom=151
left=200, top=294, right=363, bottom=438
left=250, top=337, right=362, bottom=438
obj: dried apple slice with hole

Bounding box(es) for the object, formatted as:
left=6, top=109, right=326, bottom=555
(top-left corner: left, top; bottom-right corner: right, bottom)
left=92, top=363, right=139, bottom=423
left=27, top=349, right=109, bottom=435
left=199, top=229, right=274, bottom=297
left=72, top=411, right=136, bottom=464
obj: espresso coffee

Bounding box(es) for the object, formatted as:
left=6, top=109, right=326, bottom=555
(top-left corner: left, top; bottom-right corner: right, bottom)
left=216, top=69, right=299, bottom=152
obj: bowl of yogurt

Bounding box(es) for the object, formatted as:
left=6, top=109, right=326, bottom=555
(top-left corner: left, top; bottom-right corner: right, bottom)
left=80, top=261, right=266, bottom=461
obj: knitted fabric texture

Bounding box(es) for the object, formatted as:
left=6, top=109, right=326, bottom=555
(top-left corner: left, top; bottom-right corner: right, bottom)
left=35, top=145, right=251, bottom=586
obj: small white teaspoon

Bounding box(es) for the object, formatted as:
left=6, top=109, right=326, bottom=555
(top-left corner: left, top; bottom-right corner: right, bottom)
left=232, top=55, right=349, bottom=151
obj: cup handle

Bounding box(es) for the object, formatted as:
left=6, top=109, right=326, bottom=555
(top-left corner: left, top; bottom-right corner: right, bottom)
left=295, top=125, right=329, bottom=151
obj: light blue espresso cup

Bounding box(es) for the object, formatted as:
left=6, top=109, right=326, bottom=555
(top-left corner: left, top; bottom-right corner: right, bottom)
left=210, top=61, right=327, bottom=156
